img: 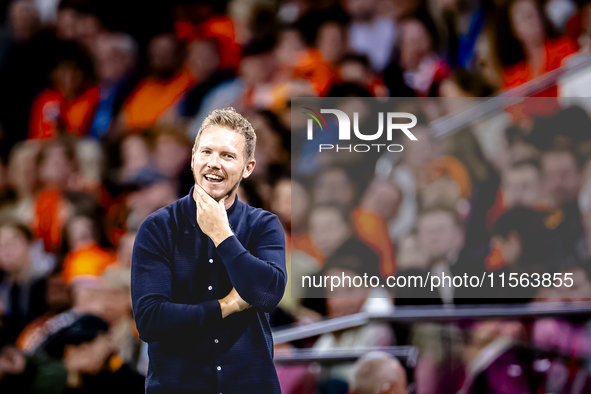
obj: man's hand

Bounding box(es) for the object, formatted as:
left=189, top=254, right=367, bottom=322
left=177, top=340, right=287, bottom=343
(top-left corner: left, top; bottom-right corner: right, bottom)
left=195, top=185, right=234, bottom=246
left=0, top=346, right=26, bottom=382
left=218, top=288, right=250, bottom=318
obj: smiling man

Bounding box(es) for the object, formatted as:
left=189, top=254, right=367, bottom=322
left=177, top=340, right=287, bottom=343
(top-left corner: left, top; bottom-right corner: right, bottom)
left=131, top=108, right=287, bottom=394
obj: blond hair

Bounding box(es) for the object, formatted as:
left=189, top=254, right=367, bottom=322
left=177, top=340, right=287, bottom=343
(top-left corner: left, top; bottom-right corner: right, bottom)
left=194, top=107, right=256, bottom=162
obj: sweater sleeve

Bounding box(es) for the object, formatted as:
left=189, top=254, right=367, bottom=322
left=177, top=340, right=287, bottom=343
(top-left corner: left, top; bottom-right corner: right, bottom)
left=215, top=213, right=287, bottom=312
left=131, top=216, right=222, bottom=343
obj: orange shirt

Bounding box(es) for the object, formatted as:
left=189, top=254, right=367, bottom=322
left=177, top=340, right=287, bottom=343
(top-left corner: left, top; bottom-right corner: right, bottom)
left=503, top=38, right=577, bottom=97
left=352, top=207, right=397, bottom=277
left=62, top=241, right=116, bottom=283
left=291, top=231, right=325, bottom=265
left=175, top=16, right=241, bottom=71
left=32, top=188, right=66, bottom=253
left=28, top=86, right=100, bottom=139
left=121, top=69, right=195, bottom=130
left=16, top=313, right=53, bottom=352
left=292, top=48, right=337, bottom=97
left=265, top=49, right=337, bottom=111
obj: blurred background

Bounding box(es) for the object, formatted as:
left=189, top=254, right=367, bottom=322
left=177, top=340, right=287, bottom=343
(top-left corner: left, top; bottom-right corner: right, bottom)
left=2, top=0, right=591, bottom=393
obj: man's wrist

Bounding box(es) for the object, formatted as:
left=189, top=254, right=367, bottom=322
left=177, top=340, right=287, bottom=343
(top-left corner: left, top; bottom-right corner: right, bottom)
left=218, top=298, right=237, bottom=318
left=212, top=226, right=234, bottom=247
left=67, top=368, right=81, bottom=388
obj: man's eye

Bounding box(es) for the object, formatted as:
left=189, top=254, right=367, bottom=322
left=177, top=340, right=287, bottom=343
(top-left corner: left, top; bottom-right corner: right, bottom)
left=225, top=154, right=234, bottom=159
left=202, top=150, right=210, bottom=154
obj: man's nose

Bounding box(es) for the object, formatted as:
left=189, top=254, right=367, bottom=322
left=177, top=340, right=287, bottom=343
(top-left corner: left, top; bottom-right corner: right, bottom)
left=207, top=153, right=221, bottom=168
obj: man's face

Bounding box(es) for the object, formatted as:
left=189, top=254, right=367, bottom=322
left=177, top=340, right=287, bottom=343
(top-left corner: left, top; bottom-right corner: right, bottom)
left=400, top=20, right=432, bottom=71
left=309, top=207, right=351, bottom=258
left=418, top=211, right=464, bottom=261
left=541, top=151, right=581, bottom=205
left=314, top=168, right=355, bottom=209
left=324, top=268, right=368, bottom=316
left=502, top=165, right=541, bottom=208
left=39, top=145, right=73, bottom=187
left=0, top=226, right=29, bottom=273
left=192, top=126, right=255, bottom=201
left=148, top=33, right=178, bottom=77
left=491, top=232, right=522, bottom=265
left=102, top=287, right=131, bottom=324
left=270, top=179, right=291, bottom=226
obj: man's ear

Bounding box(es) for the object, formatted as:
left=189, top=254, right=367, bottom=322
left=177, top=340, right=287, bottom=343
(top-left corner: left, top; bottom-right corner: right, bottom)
left=243, top=159, right=256, bottom=179
left=191, top=148, right=195, bottom=170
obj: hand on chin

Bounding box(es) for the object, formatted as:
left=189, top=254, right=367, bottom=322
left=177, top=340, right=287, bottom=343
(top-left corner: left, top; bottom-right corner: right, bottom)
left=199, top=183, right=223, bottom=201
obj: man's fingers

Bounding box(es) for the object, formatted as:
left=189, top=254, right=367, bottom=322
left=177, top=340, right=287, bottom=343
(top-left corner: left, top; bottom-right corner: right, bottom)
left=195, top=184, right=217, bottom=205
left=194, top=184, right=210, bottom=201
left=195, top=183, right=205, bottom=194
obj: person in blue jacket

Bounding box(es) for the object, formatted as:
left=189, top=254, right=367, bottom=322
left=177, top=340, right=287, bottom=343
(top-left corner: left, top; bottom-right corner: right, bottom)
left=131, top=107, right=287, bottom=394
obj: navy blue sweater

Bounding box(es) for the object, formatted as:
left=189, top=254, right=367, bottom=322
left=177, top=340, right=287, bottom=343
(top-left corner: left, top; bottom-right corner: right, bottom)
left=131, top=187, right=287, bottom=394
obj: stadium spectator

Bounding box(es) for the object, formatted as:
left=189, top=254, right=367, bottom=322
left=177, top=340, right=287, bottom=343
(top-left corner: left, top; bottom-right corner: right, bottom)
left=501, top=159, right=546, bottom=208
left=60, top=213, right=115, bottom=284
left=30, top=137, right=81, bottom=253
left=0, top=223, right=49, bottom=342
left=118, top=32, right=194, bottom=131
left=399, top=18, right=450, bottom=96
left=315, top=17, right=349, bottom=66
left=100, top=268, right=141, bottom=368
left=343, top=0, right=397, bottom=72
left=28, top=43, right=99, bottom=140
left=39, top=315, right=145, bottom=394
left=348, top=351, right=408, bottom=394
left=493, top=0, right=577, bottom=94
left=88, top=33, right=137, bottom=141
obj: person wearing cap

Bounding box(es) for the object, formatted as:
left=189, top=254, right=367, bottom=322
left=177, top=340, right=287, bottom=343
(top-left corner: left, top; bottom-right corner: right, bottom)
left=131, top=107, right=287, bottom=394
left=0, top=315, right=145, bottom=394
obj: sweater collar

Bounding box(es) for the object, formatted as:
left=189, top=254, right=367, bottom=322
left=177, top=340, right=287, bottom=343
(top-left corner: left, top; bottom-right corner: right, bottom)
left=184, top=185, right=240, bottom=228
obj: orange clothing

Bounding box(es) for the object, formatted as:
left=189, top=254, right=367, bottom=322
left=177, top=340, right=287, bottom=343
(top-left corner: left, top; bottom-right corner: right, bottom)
left=367, top=76, right=388, bottom=97
left=121, top=69, right=195, bottom=130
left=28, top=86, right=100, bottom=139
left=16, top=313, right=53, bottom=352
left=504, top=96, right=563, bottom=123
left=292, top=49, right=337, bottom=97
left=352, top=207, right=397, bottom=277
left=486, top=187, right=506, bottom=230
left=62, top=242, right=116, bottom=283
left=503, top=38, right=577, bottom=97
left=264, top=49, right=337, bottom=111
left=291, top=231, right=325, bottom=265
left=175, top=16, right=241, bottom=71
left=429, top=156, right=473, bottom=200
left=485, top=247, right=506, bottom=271
left=32, top=189, right=66, bottom=253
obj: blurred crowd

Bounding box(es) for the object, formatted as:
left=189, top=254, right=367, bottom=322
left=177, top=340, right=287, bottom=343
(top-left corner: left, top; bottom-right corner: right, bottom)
left=1, top=0, right=591, bottom=393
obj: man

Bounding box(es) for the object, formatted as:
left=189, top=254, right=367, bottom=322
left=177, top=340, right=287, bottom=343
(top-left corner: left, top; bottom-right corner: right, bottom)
left=131, top=108, right=287, bottom=394
left=540, top=149, right=581, bottom=206
left=501, top=160, right=544, bottom=208
left=348, top=351, right=407, bottom=394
